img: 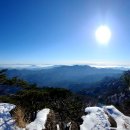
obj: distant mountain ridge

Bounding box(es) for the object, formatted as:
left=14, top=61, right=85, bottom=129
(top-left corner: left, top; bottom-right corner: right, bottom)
left=0, top=64, right=55, bottom=70
left=4, top=65, right=124, bottom=89
left=0, top=64, right=130, bottom=70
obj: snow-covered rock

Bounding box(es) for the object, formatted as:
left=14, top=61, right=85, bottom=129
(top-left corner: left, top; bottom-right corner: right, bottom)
left=81, top=105, right=130, bottom=130
left=0, top=103, right=15, bottom=130
left=80, top=107, right=110, bottom=130
left=1, top=103, right=130, bottom=130
left=26, top=108, right=50, bottom=130
left=104, top=105, right=130, bottom=130
left=0, top=103, right=50, bottom=130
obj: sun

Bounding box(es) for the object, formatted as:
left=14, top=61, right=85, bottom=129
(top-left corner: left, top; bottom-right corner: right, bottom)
left=95, top=25, right=111, bottom=45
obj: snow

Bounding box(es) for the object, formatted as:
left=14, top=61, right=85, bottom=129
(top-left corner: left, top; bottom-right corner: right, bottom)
left=81, top=105, right=130, bottom=130
left=80, top=106, right=110, bottom=130
left=26, top=108, right=50, bottom=130
left=0, top=103, right=130, bottom=130
left=56, top=124, right=60, bottom=130
left=104, top=105, right=130, bottom=130
left=0, top=103, right=15, bottom=130
left=0, top=103, right=50, bottom=130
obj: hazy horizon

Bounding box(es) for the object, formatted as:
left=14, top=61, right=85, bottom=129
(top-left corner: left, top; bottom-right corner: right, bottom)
left=0, top=63, right=130, bottom=69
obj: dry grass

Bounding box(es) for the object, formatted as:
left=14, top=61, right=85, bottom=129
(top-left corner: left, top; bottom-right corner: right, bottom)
left=13, top=106, right=27, bottom=128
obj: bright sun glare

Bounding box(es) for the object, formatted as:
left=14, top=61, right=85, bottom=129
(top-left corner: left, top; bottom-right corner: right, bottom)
left=95, top=25, right=111, bottom=45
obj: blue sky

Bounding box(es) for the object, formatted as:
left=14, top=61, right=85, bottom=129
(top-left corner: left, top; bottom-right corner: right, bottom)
left=0, top=0, right=130, bottom=65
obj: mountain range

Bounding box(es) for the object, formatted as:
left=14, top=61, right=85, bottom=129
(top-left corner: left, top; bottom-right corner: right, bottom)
left=4, top=65, right=124, bottom=90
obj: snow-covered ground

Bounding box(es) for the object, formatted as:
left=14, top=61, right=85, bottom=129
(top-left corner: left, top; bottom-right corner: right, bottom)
left=0, top=103, right=130, bottom=130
